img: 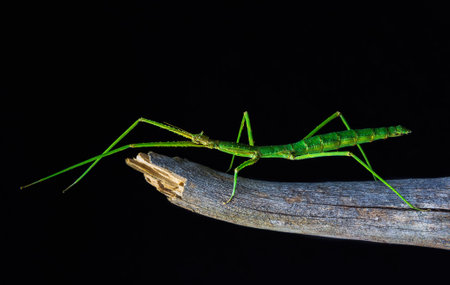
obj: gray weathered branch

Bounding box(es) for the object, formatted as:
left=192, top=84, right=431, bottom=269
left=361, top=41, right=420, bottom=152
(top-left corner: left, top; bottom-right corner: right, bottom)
left=126, top=152, right=449, bottom=250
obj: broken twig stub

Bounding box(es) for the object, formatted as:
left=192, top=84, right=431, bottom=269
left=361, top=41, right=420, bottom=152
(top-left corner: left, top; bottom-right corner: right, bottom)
left=126, top=152, right=449, bottom=250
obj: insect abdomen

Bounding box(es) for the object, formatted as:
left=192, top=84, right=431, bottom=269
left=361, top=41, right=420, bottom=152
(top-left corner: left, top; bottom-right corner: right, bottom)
left=293, top=125, right=411, bottom=155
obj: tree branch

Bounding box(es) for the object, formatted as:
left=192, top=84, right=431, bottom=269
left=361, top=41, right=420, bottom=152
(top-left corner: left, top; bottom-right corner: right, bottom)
left=126, top=152, right=449, bottom=250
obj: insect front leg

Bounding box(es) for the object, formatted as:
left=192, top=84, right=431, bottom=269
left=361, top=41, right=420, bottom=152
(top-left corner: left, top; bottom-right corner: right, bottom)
left=63, top=117, right=196, bottom=192
left=21, top=141, right=203, bottom=190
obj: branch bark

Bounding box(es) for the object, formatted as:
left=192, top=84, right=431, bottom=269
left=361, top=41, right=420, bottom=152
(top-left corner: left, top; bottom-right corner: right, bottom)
left=126, top=152, right=449, bottom=250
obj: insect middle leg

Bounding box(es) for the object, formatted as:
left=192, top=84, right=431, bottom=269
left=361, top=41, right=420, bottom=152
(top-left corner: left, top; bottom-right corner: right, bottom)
left=228, top=111, right=255, bottom=171
left=225, top=155, right=260, bottom=204
left=293, top=151, right=421, bottom=210
left=303, top=111, right=377, bottom=180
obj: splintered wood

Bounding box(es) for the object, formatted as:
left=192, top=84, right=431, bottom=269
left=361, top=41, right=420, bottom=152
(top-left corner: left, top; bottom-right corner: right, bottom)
left=126, top=153, right=186, bottom=199
left=126, top=152, right=450, bottom=250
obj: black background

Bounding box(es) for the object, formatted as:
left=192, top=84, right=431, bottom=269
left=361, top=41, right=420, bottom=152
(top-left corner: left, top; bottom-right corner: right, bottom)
left=4, top=2, right=449, bottom=284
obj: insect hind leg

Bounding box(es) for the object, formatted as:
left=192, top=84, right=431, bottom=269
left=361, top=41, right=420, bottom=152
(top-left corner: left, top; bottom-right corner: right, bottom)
left=337, top=113, right=378, bottom=181
left=303, top=111, right=377, bottom=181
left=293, top=151, right=422, bottom=210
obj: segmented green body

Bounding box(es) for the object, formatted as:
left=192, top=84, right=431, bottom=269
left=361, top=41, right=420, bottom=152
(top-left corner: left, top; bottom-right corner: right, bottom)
left=21, top=111, right=420, bottom=210
left=215, top=125, right=411, bottom=159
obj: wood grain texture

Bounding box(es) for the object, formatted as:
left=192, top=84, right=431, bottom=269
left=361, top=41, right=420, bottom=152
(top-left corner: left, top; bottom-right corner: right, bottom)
left=126, top=152, right=449, bottom=250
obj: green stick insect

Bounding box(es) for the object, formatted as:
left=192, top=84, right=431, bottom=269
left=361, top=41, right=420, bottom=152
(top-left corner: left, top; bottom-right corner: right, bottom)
left=21, top=111, right=422, bottom=210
